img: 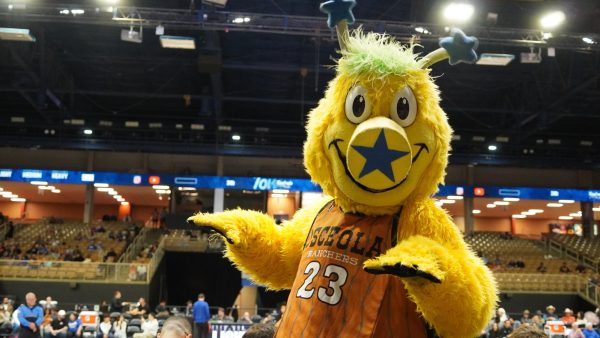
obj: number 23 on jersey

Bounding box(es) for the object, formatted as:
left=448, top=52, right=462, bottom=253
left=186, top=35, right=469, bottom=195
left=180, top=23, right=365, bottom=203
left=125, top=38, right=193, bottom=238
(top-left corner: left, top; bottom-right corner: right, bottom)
left=296, top=261, right=349, bottom=305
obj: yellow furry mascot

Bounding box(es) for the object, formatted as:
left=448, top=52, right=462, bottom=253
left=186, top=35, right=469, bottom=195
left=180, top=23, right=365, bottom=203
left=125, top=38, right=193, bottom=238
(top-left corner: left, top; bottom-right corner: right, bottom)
left=189, top=1, right=497, bottom=337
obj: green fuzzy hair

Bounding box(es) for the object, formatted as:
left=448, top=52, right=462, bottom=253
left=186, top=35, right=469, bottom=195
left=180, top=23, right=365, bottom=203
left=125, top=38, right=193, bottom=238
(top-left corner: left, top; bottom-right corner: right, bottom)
left=337, top=30, right=421, bottom=79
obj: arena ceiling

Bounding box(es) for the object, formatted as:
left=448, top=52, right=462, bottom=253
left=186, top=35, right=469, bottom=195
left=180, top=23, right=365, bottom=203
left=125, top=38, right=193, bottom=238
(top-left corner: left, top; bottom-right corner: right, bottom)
left=0, top=0, right=599, bottom=169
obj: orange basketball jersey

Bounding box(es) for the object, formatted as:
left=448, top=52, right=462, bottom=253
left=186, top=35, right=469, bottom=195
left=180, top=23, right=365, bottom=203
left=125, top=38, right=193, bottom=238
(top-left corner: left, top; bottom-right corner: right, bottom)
left=276, top=201, right=436, bottom=338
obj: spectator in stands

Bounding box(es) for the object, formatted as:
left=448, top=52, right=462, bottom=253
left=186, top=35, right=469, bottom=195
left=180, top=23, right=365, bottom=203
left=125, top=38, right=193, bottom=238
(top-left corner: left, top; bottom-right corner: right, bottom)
left=133, top=314, right=158, bottom=338
left=210, top=308, right=233, bottom=323
left=155, top=301, right=169, bottom=318
left=241, top=324, right=274, bottom=338
left=184, top=301, right=193, bottom=317
left=2, top=298, right=14, bottom=314
left=112, top=315, right=127, bottom=338
left=18, top=292, right=44, bottom=338
left=501, top=319, right=514, bottom=336
left=521, top=310, right=533, bottom=325
left=508, top=324, right=548, bottom=338
left=273, top=303, right=286, bottom=322
left=46, top=310, right=68, bottom=338
left=158, top=316, right=191, bottom=338
left=537, top=262, right=547, bottom=273
left=560, top=262, right=572, bottom=273
left=237, top=312, right=252, bottom=324
left=6, top=221, right=14, bottom=239
left=260, top=313, right=275, bottom=325
left=568, top=322, right=585, bottom=338
left=562, top=309, right=576, bottom=325
left=0, top=301, right=11, bottom=332
left=545, top=305, right=557, bottom=321
left=96, top=315, right=112, bottom=338
left=192, top=294, right=210, bottom=338
left=104, top=249, right=117, bottom=262
left=151, top=209, right=159, bottom=229
left=159, top=208, right=168, bottom=228
left=531, top=314, right=544, bottom=330
left=66, top=313, right=82, bottom=338
left=575, top=262, right=586, bottom=273
left=488, top=322, right=503, bottom=338
left=582, top=322, right=600, bottom=338
left=40, top=297, right=57, bottom=311
left=110, top=291, right=123, bottom=313
left=496, top=308, right=509, bottom=327
left=129, top=298, right=150, bottom=317
left=41, top=309, right=54, bottom=336
left=575, top=311, right=586, bottom=327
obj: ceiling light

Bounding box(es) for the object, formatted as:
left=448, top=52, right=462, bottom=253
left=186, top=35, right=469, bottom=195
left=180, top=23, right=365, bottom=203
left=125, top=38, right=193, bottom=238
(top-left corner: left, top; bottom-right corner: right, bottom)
left=558, top=216, right=573, bottom=220
left=272, top=189, right=290, bottom=194
left=529, top=209, right=544, bottom=213
left=592, top=207, right=600, bottom=212
left=83, top=129, right=93, bottom=135
left=558, top=199, right=575, bottom=204
left=512, top=215, right=526, bottom=219
left=547, top=203, right=563, bottom=208
left=59, top=9, right=70, bottom=15
left=178, top=187, right=197, bottom=191
left=540, top=11, right=565, bottom=30
left=232, top=17, right=251, bottom=24
left=113, top=195, right=122, bottom=199
left=153, top=185, right=170, bottom=190
left=568, top=213, right=581, bottom=217
left=97, top=187, right=113, bottom=192
left=271, top=193, right=288, bottom=198
left=11, top=197, right=26, bottom=202
left=441, top=199, right=456, bottom=204
left=415, top=27, right=431, bottom=35
left=0, top=192, right=13, bottom=197
left=582, top=37, right=595, bottom=44
left=108, top=191, right=118, bottom=195
left=442, top=3, right=475, bottom=23
left=30, top=181, right=48, bottom=186
left=94, top=183, right=109, bottom=188
left=472, top=136, right=485, bottom=142
left=494, top=201, right=510, bottom=206
left=503, top=198, right=520, bottom=202
left=447, top=195, right=464, bottom=200
left=580, top=140, right=593, bottom=146
left=51, top=189, right=60, bottom=193
left=521, top=211, right=536, bottom=216
left=160, top=35, right=196, bottom=50
left=70, top=9, right=85, bottom=15
left=0, top=188, right=2, bottom=192
left=39, top=186, right=55, bottom=190
left=542, top=32, right=553, bottom=40
left=472, top=210, right=481, bottom=214
left=121, top=201, right=129, bottom=206
left=486, top=204, right=496, bottom=208
left=232, top=134, right=241, bottom=141
left=0, top=27, right=36, bottom=42
left=477, top=54, right=515, bottom=66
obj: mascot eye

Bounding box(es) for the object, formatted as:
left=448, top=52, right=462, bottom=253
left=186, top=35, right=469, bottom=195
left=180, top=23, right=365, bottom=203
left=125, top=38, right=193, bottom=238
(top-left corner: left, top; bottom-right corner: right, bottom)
left=345, top=85, right=372, bottom=124
left=390, top=87, right=417, bottom=127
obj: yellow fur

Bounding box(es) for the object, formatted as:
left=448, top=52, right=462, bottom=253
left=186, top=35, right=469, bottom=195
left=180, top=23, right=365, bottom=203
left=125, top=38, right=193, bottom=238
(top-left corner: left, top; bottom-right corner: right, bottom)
left=189, top=30, right=497, bottom=338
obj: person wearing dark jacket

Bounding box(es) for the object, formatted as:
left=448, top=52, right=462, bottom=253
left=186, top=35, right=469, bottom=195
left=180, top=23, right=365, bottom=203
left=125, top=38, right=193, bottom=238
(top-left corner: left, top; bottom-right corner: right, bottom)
left=110, top=291, right=123, bottom=313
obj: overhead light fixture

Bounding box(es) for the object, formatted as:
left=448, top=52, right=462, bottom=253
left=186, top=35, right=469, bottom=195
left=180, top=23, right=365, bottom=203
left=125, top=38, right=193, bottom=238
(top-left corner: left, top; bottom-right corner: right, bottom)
left=272, top=189, right=290, bottom=194
left=155, top=189, right=171, bottom=194
left=548, top=139, right=561, bottom=145
left=503, top=198, right=520, bottom=202
left=39, top=186, right=55, bottom=190
left=568, top=213, right=581, bottom=217
left=125, top=121, right=139, bottom=128
left=59, top=9, right=70, bottom=15
left=442, top=2, right=475, bottom=23
left=521, top=211, right=536, bottom=216
left=472, top=136, right=485, bottom=142
left=153, top=185, right=170, bottom=190
left=108, top=191, right=118, bottom=195
left=592, top=207, right=600, bottom=212
left=113, top=195, right=122, bottom=199
left=0, top=27, right=36, bottom=42
left=547, top=203, right=563, bottom=208
left=558, top=199, right=575, bottom=204
left=160, top=35, right=196, bottom=50
left=540, top=10, right=565, bottom=30
left=232, top=134, right=241, bottom=141
left=542, top=32, right=553, bottom=40
left=529, top=209, right=544, bottom=213
left=11, top=197, right=26, bottom=202
left=486, top=204, right=496, bottom=208
left=414, top=27, right=431, bottom=35
left=447, top=195, right=464, bottom=200
left=191, top=124, right=205, bottom=130
left=232, top=17, right=251, bottom=24
left=11, top=116, right=25, bottom=123
left=70, top=9, right=85, bottom=15
left=149, top=123, right=163, bottom=129
left=512, top=214, right=526, bottom=219
left=121, top=201, right=130, bottom=206
left=97, top=187, right=113, bottom=192
left=488, top=145, right=498, bottom=151
left=476, top=54, right=515, bottom=66
left=94, top=183, right=109, bottom=188
left=0, top=192, right=13, bottom=197
left=580, top=140, right=593, bottom=146
left=472, top=210, right=481, bottom=214
left=83, top=129, right=93, bottom=135
left=30, top=181, right=48, bottom=186
left=271, top=193, right=288, bottom=198
left=440, top=199, right=456, bottom=204
left=582, top=37, right=595, bottom=44
left=51, top=189, right=61, bottom=193
left=558, top=216, right=573, bottom=220
left=494, top=201, right=510, bottom=206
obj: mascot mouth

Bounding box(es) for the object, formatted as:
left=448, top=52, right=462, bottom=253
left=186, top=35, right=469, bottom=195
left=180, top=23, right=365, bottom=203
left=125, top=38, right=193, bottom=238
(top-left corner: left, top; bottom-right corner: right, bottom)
left=328, top=139, right=429, bottom=194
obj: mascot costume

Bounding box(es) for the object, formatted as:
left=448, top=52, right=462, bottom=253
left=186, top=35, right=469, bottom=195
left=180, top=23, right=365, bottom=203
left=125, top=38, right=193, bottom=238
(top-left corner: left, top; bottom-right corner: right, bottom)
left=189, top=1, right=498, bottom=337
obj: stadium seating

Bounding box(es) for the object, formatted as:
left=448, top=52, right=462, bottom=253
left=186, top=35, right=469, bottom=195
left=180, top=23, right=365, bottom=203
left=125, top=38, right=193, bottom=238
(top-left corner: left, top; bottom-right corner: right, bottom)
left=546, top=233, right=600, bottom=271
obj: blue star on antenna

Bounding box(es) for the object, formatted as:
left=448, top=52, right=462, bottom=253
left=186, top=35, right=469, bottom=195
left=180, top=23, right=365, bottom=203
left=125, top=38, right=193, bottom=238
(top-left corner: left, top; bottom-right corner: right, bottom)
left=319, top=0, right=357, bottom=29
left=439, top=28, right=479, bottom=65
left=351, top=130, right=409, bottom=183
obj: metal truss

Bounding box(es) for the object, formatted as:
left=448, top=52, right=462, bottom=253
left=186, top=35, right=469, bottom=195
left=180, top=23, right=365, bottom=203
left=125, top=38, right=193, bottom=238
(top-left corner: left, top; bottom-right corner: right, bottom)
left=1, top=4, right=599, bottom=51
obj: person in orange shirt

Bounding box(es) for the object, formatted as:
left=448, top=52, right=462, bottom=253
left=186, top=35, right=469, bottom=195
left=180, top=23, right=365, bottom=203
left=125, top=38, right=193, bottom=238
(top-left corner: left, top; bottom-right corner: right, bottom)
left=561, top=308, right=576, bottom=325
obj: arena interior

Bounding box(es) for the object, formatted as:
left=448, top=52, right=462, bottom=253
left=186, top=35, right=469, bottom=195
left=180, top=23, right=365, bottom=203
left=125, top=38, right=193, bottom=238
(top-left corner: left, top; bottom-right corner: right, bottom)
left=0, top=0, right=599, bottom=337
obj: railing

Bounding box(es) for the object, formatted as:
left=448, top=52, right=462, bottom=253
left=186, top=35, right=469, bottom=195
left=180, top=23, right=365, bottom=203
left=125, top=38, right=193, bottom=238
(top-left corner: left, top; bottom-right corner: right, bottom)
left=544, top=234, right=600, bottom=272
left=119, top=228, right=161, bottom=263
left=0, top=259, right=149, bottom=283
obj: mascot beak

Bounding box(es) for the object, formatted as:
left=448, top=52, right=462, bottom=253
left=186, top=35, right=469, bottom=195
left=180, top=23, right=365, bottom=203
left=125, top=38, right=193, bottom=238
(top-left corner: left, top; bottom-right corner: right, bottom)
left=346, top=117, right=413, bottom=191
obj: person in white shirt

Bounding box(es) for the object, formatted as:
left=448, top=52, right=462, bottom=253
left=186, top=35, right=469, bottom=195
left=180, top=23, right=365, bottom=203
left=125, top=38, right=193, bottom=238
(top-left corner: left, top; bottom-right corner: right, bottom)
left=112, top=315, right=127, bottom=338
left=96, top=316, right=112, bottom=338
left=133, top=314, right=158, bottom=338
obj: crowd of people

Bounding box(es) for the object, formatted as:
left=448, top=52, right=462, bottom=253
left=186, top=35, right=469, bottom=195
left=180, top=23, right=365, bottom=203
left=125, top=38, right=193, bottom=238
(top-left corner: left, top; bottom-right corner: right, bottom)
left=481, top=305, right=600, bottom=338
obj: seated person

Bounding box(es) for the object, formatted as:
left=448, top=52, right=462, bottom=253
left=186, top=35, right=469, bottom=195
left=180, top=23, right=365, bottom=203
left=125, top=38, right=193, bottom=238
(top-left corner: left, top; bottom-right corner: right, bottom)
left=154, top=301, right=169, bottom=318
left=133, top=314, right=158, bottom=338
left=559, top=262, right=572, bottom=273
left=128, top=298, right=150, bottom=316
left=237, top=312, right=252, bottom=324
left=66, top=313, right=82, bottom=338
left=46, top=310, right=68, bottom=338
left=96, top=315, right=112, bottom=338
left=210, top=308, right=233, bottom=323
left=103, top=249, right=117, bottom=262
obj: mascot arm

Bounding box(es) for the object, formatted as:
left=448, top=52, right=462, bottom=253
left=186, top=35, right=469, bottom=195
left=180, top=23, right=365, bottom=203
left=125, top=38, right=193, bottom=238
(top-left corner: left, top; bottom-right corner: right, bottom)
left=188, top=199, right=329, bottom=290
left=364, top=199, right=497, bottom=338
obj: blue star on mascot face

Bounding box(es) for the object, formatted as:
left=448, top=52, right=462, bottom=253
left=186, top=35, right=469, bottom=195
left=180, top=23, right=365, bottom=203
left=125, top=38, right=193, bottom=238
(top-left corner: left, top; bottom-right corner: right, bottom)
left=351, top=130, right=409, bottom=183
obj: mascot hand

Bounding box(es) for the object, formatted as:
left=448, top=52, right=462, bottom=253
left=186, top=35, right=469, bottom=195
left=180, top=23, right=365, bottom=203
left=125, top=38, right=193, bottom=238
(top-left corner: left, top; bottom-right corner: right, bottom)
left=363, top=235, right=446, bottom=283
left=187, top=212, right=241, bottom=245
